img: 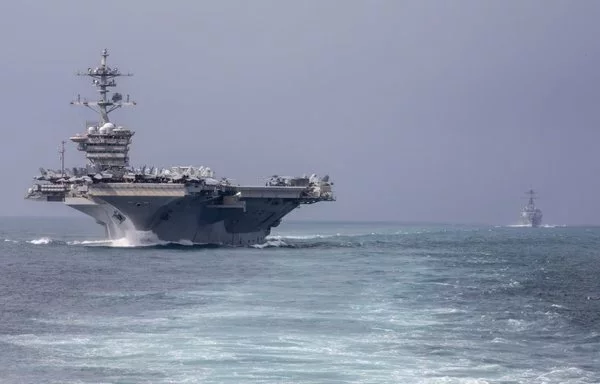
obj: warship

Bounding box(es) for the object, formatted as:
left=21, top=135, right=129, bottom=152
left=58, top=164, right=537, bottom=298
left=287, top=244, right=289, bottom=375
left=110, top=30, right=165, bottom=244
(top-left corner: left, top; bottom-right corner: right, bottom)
left=25, top=49, right=335, bottom=246
left=519, top=189, right=542, bottom=227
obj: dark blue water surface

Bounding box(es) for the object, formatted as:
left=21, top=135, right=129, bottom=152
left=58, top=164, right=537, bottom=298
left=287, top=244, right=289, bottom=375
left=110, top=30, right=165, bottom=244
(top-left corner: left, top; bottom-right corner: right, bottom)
left=0, top=217, right=598, bottom=383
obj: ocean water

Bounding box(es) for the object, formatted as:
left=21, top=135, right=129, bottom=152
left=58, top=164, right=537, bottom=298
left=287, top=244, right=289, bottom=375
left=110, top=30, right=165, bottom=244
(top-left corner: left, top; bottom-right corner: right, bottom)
left=0, top=217, right=598, bottom=383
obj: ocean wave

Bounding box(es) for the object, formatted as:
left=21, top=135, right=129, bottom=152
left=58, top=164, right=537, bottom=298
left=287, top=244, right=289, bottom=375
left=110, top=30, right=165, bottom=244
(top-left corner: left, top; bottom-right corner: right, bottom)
left=28, top=237, right=55, bottom=245
left=266, top=234, right=337, bottom=240
left=265, top=230, right=423, bottom=241
left=73, top=235, right=216, bottom=249
left=15, top=233, right=207, bottom=249
left=15, top=225, right=573, bottom=250
left=8, top=226, right=453, bottom=250
left=13, top=231, right=412, bottom=250
left=251, top=239, right=289, bottom=249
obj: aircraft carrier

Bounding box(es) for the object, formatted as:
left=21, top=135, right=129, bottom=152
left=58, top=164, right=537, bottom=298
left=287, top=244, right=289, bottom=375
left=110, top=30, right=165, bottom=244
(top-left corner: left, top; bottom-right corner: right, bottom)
left=25, top=49, right=335, bottom=246
left=519, top=189, right=542, bottom=227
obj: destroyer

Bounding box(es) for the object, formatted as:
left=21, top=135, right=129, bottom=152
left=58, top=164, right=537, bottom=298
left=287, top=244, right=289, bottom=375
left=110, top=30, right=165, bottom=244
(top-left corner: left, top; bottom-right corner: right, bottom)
left=519, top=189, right=542, bottom=227
left=25, top=49, right=334, bottom=246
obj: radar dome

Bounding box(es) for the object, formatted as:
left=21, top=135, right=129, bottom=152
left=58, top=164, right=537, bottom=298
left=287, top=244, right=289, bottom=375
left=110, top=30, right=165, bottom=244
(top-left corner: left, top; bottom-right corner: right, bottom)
left=87, top=126, right=97, bottom=134
left=100, top=122, right=115, bottom=134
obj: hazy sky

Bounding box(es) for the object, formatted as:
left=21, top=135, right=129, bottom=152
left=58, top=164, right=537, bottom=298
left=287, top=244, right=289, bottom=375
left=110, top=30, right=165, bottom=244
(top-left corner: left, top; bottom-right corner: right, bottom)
left=2, top=0, right=600, bottom=225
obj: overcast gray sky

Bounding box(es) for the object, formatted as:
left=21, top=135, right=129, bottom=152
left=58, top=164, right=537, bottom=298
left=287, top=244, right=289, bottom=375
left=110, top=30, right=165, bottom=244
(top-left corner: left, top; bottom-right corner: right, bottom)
left=1, top=0, right=600, bottom=225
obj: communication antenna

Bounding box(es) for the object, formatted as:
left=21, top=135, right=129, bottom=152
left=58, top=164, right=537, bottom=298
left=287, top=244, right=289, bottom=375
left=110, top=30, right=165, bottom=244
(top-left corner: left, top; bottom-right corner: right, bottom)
left=59, top=140, right=66, bottom=177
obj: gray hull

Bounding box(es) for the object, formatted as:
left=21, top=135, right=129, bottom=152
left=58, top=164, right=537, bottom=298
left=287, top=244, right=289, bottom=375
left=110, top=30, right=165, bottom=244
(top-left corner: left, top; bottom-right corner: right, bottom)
left=520, top=210, right=543, bottom=228
left=65, top=183, right=304, bottom=246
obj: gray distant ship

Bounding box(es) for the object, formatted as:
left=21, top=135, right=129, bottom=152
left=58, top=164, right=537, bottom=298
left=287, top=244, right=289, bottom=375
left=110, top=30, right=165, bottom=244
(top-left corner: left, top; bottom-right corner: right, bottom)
left=519, top=189, right=542, bottom=227
left=25, top=49, right=335, bottom=246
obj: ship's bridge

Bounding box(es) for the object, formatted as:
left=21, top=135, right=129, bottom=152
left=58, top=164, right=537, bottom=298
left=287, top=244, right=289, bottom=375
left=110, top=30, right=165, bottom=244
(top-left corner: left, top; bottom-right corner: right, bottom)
left=70, top=121, right=134, bottom=169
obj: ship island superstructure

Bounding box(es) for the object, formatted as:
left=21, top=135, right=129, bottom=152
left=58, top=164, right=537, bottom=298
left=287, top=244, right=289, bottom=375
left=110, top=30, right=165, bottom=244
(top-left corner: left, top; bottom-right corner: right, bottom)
left=519, top=189, right=542, bottom=227
left=25, top=49, right=335, bottom=245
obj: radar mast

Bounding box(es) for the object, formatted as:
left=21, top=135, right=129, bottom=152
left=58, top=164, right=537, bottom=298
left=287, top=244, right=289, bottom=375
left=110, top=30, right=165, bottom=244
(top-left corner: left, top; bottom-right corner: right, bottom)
left=525, top=189, right=537, bottom=207
left=71, top=48, right=136, bottom=123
